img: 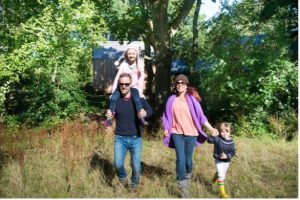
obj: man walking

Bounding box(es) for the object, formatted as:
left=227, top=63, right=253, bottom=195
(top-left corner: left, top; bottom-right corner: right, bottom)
left=105, top=73, right=153, bottom=191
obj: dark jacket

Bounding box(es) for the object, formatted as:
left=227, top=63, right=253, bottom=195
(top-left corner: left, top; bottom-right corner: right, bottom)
left=115, top=97, right=152, bottom=136
left=207, top=136, right=235, bottom=162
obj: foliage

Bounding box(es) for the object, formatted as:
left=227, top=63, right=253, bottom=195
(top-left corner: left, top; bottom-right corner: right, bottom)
left=170, top=5, right=207, bottom=66
left=267, top=112, right=298, bottom=141
left=0, top=0, right=107, bottom=125
left=198, top=0, right=297, bottom=132
left=95, top=0, right=146, bottom=41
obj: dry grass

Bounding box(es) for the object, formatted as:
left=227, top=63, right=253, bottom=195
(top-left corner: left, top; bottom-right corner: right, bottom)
left=0, top=119, right=298, bottom=198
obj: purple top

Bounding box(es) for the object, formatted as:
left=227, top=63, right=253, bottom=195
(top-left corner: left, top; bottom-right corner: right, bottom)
left=162, top=94, right=208, bottom=148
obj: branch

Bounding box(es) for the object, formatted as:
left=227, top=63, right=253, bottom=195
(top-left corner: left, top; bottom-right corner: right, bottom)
left=170, top=0, right=196, bottom=32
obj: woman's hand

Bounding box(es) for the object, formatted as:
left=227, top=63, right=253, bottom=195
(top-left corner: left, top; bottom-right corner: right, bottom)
left=164, top=130, right=169, bottom=137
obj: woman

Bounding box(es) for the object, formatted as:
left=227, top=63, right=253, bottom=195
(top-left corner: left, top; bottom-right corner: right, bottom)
left=162, top=74, right=217, bottom=198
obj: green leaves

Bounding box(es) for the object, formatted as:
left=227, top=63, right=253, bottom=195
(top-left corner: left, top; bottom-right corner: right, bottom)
left=198, top=0, right=297, bottom=134
left=0, top=0, right=107, bottom=125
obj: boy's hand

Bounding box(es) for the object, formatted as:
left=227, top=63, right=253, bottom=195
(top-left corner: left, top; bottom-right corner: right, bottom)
left=220, top=152, right=227, bottom=159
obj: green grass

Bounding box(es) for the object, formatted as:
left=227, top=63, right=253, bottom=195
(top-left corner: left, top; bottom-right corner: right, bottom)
left=0, top=119, right=298, bottom=198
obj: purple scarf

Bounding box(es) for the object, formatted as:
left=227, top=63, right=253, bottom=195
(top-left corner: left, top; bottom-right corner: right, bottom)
left=162, top=94, right=208, bottom=148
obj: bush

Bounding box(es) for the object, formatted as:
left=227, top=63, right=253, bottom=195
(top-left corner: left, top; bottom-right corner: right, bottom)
left=267, top=112, right=298, bottom=141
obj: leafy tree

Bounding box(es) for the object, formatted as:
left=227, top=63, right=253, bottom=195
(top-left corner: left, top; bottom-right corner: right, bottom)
left=95, top=0, right=219, bottom=122
left=199, top=0, right=297, bottom=134
left=0, top=0, right=107, bottom=125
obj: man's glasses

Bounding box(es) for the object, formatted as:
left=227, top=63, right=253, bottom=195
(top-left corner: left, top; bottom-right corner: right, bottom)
left=176, top=81, right=186, bottom=85
left=119, top=83, right=130, bottom=87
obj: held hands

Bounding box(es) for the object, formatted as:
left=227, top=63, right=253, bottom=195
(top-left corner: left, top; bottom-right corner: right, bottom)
left=211, top=128, right=219, bottom=136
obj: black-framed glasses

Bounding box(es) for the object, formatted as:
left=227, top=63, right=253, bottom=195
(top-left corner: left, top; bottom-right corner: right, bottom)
left=176, top=81, right=186, bottom=85
left=119, top=83, right=130, bottom=87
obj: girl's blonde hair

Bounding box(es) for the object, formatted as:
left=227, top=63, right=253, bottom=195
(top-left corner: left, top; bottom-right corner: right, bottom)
left=124, top=48, right=143, bottom=72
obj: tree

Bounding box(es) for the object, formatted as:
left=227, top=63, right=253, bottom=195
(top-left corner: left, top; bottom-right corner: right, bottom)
left=199, top=0, right=297, bottom=133
left=0, top=0, right=107, bottom=125
left=96, top=0, right=209, bottom=122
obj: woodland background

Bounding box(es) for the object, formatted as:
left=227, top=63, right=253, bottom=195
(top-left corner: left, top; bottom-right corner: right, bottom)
left=0, top=0, right=298, bottom=198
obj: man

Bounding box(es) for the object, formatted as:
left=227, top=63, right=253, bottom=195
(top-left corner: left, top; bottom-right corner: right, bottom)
left=105, top=73, right=153, bottom=190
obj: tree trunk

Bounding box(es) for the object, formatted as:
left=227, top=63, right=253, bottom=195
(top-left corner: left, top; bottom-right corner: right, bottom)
left=141, top=0, right=196, bottom=125
left=192, top=0, right=202, bottom=69
left=144, top=0, right=172, bottom=122
left=153, top=47, right=171, bottom=118
left=143, top=39, right=155, bottom=105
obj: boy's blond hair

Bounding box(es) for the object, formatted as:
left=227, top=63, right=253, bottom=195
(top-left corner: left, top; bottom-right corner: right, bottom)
left=216, top=122, right=232, bottom=133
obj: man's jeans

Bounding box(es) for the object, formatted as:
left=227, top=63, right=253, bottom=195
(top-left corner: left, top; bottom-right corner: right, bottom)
left=172, top=134, right=197, bottom=180
left=114, top=134, right=142, bottom=187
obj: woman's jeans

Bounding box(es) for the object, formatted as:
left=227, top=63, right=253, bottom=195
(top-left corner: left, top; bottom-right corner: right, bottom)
left=109, top=88, right=142, bottom=112
left=114, top=134, right=142, bottom=187
left=172, top=134, right=197, bottom=180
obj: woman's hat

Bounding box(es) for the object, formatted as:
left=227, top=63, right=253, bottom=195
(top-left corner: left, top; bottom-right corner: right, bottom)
left=175, top=74, right=189, bottom=84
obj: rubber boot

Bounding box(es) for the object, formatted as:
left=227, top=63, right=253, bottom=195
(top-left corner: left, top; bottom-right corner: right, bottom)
left=177, top=179, right=190, bottom=198
left=218, top=182, right=229, bottom=198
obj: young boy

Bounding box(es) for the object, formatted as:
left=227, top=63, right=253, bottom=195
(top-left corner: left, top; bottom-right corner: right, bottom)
left=207, top=122, right=236, bottom=198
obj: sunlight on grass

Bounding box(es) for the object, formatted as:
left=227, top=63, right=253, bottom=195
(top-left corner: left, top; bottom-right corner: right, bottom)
left=0, top=120, right=298, bottom=198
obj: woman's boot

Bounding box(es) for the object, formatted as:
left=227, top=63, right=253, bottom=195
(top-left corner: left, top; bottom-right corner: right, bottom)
left=177, top=179, right=190, bottom=198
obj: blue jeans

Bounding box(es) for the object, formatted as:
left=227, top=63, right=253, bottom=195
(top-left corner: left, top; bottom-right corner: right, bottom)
left=171, top=134, right=197, bottom=180
left=109, top=88, right=143, bottom=112
left=114, top=134, right=142, bottom=187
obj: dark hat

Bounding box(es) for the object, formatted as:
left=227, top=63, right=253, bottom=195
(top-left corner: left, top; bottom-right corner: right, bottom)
left=175, top=74, right=189, bottom=84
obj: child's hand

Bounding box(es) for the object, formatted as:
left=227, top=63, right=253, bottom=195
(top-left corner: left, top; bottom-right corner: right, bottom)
left=212, top=128, right=219, bottom=136
left=138, top=109, right=147, bottom=118
left=220, top=152, right=227, bottom=159
left=106, top=109, right=113, bottom=119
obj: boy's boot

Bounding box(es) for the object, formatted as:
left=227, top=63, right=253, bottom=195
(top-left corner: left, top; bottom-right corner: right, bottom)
left=104, top=118, right=112, bottom=127
left=218, top=181, right=229, bottom=198
left=212, top=172, right=218, bottom=183
left=177, top=179, right=190, bottom=198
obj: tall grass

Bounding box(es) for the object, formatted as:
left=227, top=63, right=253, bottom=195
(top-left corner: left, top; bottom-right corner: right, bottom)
left=0, top=119, right=298, bottom=198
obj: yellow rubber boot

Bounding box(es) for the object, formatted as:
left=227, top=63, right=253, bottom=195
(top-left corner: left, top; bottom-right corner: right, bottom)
left=218, top=182, right=229, bottom=198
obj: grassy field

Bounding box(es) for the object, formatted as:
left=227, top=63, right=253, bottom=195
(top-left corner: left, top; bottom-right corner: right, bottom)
left=0, top=119, right=298, bottom=198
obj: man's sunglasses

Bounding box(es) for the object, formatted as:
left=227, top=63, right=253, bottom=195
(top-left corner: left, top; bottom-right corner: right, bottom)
left=119, top=83, right=130, bottom=87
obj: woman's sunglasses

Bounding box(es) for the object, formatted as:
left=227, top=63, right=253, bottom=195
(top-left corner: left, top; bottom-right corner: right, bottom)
left=176, top=81, right=186, bottom=85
